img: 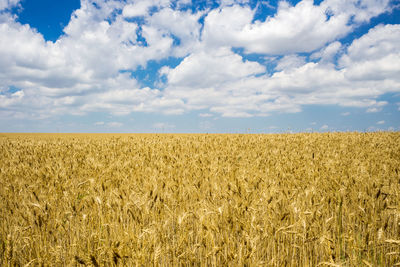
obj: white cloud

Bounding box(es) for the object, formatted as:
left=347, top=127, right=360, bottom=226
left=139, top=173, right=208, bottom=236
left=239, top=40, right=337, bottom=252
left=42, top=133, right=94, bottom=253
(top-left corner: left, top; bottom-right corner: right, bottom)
left=161, top=22, right=399, bottom=117
left=202, top=1, right=351, bottom=55
left=366, top=102, right=387, bottom=113
left=164, top=47, right=265, bottom=88
left=161, top=47, right=271, bottom=117
left=201, top=0, right=391, bottom=55
left=0, top=0, right=397, bottom=121
left=341, top=112, right=350, bottom=116
left=311, top=41, right=342, bottom=63
left=122, top=1, right=153, bottom=18
left=213, top=108, right=253, bottom=118
left=320, top=124, right=329, bottom=130
left=275, top=55, right=306, bottom=71
left=94, top=121, right=105, bottom=126
left=122, top=0, right=171, bottom=18
left=322, top=0, right=391, bottom=23
left=147, top=8, right=203, bottom=57
left=0, top=0, right=20, bottom=11
left=0, top=1, right=179, bottom=118
left=79, top=85, right=186, bottom=116
left=62, top=4, right=174, bottom=73
left=340, top=24, right=400, bottom=81
left=377, top=120, right=385, bottom=125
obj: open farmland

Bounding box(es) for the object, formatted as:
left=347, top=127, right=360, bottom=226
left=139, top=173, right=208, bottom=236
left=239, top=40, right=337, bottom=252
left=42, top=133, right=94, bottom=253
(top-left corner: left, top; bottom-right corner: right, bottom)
left=1, top=132, right=400, bottom=266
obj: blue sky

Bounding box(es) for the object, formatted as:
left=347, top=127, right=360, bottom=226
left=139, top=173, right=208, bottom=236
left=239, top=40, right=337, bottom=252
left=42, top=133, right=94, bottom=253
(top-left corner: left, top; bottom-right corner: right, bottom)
left=0, top=0, right=399, bottom=133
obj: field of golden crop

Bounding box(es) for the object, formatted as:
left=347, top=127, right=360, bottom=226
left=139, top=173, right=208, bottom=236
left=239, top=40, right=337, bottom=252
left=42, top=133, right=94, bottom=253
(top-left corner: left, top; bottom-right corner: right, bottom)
left=1, top=132, right=400, bottom=266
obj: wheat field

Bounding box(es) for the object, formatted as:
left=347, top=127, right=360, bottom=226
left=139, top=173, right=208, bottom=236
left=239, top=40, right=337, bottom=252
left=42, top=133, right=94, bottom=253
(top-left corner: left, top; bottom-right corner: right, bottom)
left=1, top=132, right=400, bottom=266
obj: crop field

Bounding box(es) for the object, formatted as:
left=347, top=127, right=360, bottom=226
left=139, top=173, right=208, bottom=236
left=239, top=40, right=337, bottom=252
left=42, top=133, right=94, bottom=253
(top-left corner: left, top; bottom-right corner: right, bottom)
left=1, top=132, right=400, bottom=266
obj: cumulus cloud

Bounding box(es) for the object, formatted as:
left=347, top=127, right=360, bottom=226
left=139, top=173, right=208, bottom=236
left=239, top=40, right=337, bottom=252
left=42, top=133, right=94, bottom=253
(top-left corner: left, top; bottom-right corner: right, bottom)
left=147, top=7, right=203, bottom=57
left=163, top=47, right=265, bottom=88
left=322, top=0, right=391, bottom=23
left=0, top=0, right=178, bottom=118
left=159, top=23, right=399, bottom=117
left=310, top=41, right=342, bottom=63
left=122, top=1, right=153, bottom=18
left=122, top=0, right=171, bottom=18
left=340, top=24, right=400, bottom=82
left=161, top=47, right=269, bottom=117
left=275, top=55, right=307, bottom=71
left=0, top=0, right=20, bottom=11
left=0, top=0, right=398, bottom=121
left=201, top=0, right=388, bottom=55
left=377, top=120, right=385, bottom=125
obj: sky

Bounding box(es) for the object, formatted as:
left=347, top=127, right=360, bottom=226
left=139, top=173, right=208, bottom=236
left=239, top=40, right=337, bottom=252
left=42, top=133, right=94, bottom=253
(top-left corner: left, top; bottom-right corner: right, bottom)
left=0, top=0, right=399, bottom=133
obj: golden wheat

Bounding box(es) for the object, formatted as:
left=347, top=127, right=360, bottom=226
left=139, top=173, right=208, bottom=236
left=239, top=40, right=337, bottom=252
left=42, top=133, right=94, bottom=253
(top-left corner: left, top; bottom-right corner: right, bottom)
left=0, top=132, right=399, bottom=266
